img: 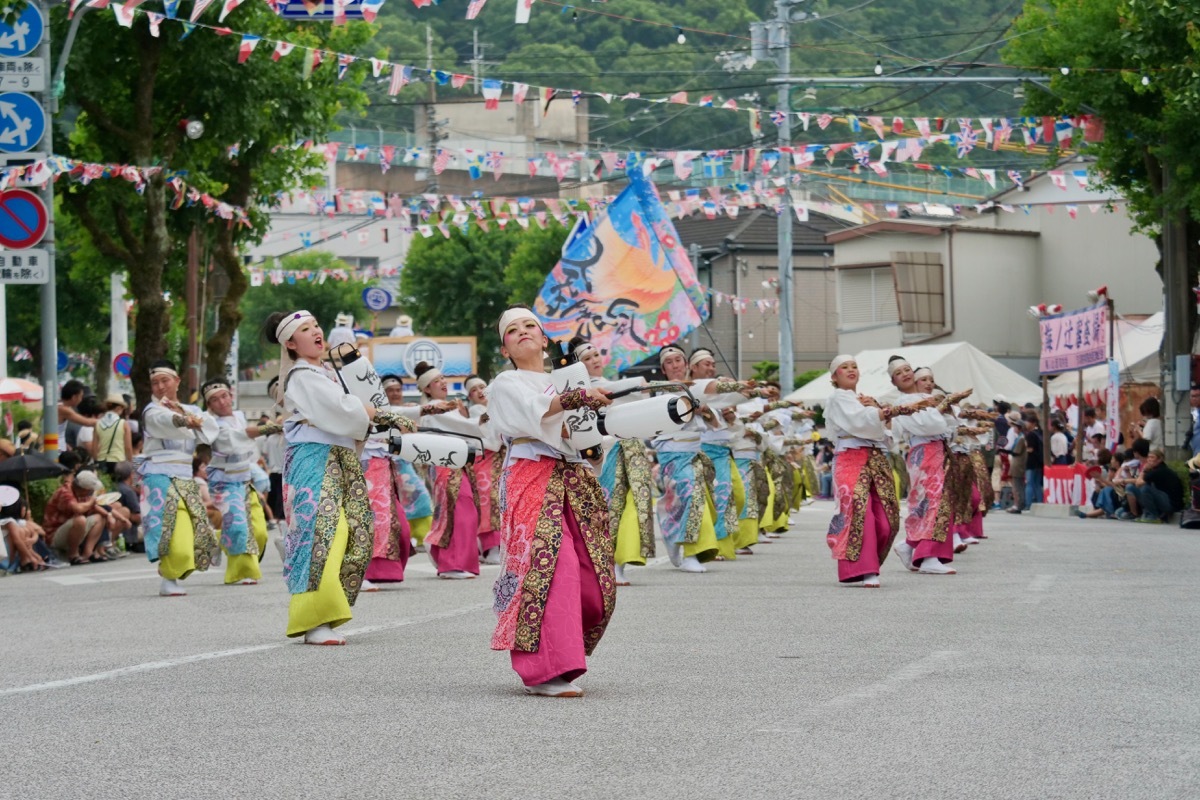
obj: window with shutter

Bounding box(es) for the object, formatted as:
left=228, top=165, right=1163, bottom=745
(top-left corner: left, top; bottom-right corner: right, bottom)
left=837, top=266, right=898, bottom=331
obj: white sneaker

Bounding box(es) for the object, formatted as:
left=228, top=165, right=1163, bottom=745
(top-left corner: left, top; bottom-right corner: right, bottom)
left=523, top=678, right=582, bottom=697
left=159, top=578, right=187, bottom=597
left=664, top=537, right=682, bottom=568
left=919, top=558, right=956, bottom=575
left=962, top=536, right=981, bottom=545
left=679, top=555, right=707, bottom=573
left=480, top=547, right=501, bottom=565
left=360, top=579, right=380, bottom=592
left=614, top=563, right=630, bottom=586
left=438, top=570, right=476, bottom=580
left=953, top=533, right=967, bottom=554
left=863, top=573, right=881, bottom=588
left=304, top=625, right=346, bottom=646
left=893, top=540, right=916, bottom=572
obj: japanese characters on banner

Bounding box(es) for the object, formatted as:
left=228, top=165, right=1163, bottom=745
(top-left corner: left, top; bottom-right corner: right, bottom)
left=1038, top=302, right=1108, bottom=375
left=1106, top=358, right=1120, bottom=449
left=1042, top=464, right=1096, bottom=506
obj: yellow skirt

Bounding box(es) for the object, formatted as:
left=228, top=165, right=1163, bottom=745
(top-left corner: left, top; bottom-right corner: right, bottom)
left=731, top=467, right=758, bottom=549
left=683, top=486, right=720, bottom=562
left=410, top=515, right=432, bottom=547
left=224, top=490, right=267, bottom=585
left=613, top=488, right=646, bottom=567
left=791, top=468, right=804, bottom=510
left=286, top=510, right=352, bottom=638
left=159, top=507, right=196, bottom=582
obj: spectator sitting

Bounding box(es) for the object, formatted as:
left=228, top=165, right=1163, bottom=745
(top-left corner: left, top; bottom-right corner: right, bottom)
left=1080, top=450, right=1119, bottom=519
left=44, top=468, right=111, bottom=564
left=15, top=420, right=39, bottom=453
left=1113, top=440, right=1150, bottom=520
left=113, top=462, right=144, bottom=554
left=0, top=486, right=46, bottom=572
left=1126, top=448, right=1184, bottom=523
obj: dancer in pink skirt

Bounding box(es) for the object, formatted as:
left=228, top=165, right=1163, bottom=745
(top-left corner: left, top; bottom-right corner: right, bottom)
left=488, top=306, right=616, bottom=697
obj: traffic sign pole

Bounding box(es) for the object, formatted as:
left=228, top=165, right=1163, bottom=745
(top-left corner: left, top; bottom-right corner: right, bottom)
left=35, top=0, right=55, bottom=455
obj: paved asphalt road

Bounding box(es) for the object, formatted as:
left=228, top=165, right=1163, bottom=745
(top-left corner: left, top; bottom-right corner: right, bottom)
left=2, top=502, right=1198, bottom=799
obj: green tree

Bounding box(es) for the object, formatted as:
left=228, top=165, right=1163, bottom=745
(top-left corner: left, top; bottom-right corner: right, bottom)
left=504, top=224, right=569, bottom=305
left=53, top=5, right=373, bottom=408
left=1004, top=0, right=1200, bottom=341
left=399, top=222, right=523, bottom=378
left=235, top=252, right=373, bottom=372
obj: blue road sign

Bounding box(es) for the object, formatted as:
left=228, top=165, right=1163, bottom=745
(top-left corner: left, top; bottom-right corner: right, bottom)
left=0, top=188, right=47, bottom=249
left=362, top=287, right=392, bottom=312
left=0, top=92, right=45, bottom=153
left=0, top=5, right=44, bottom=59
left=56, top=350, right=67, bottom=372
left=279, top=0, right=364, bottom=20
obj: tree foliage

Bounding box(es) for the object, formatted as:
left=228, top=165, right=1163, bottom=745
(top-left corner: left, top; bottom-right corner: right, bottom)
left=399, top=222, right=567, bottom=377
left=235, top=252, right=373, bottom=371
left=52, top=5, right=373, bottom=408
left=1004, top=0, right=1200, bottom=332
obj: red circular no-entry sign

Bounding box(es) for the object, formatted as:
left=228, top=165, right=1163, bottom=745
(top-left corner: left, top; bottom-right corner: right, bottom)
left=0, top=188, right=47, bottom=250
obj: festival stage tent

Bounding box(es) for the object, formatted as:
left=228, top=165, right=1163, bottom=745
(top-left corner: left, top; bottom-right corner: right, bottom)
left=1045, top=313, right=1162, bottom=400
left=784, top=342, right=1043, bottom=408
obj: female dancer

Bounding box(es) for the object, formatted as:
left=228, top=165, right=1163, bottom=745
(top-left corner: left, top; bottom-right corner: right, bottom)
left=268, top=309, right=416, bottom=645
left=488, top=306, right=616, bottom=697
left=570, top=336, right=655, bottom=586
left=381, top=376, right=435, bottom=552
left=360, top=391, right=414, bottom=589
left=201, top=378, right=276, bottom=586
left=141, top=360, right=219, bottom=597
left=413, top=361, right=482, bottom=579
left=885, top=359, right=962, bottom=576
left=824, top=355, right=930, bottom=587
left=465, top=375, right=503, bottom=565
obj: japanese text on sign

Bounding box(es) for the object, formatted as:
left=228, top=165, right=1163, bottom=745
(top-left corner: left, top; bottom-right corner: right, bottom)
left=1038, top=302, right=1108, bottom=375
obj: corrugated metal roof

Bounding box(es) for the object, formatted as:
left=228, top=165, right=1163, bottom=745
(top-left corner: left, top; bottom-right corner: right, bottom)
left=672, top=209, right=851, bottom=251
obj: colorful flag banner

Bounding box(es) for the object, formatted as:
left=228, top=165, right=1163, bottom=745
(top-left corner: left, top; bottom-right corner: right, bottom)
left=533, top=169, right=709, bottom=374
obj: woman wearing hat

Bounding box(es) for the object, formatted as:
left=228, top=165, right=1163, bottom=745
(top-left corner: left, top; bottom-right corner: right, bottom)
left=824, top=355, right=933, bottom=587
left=200, top=378, right=279, bottom=586
left=689, top=347, right=767, bottom=559
left=91, top=393, right=133, bottom=475
left=465, top=374, right=504, bottom=565
left=141, top=360, right=220, bottom=596
left=887, top=359, right=961, bottom=575
left=412, top=360, right=485, bottom=579
left=487, top=306, right=615, bottom=697
left=569, top=336, right=655, bottom=586
left=267, top=309, right=418, bottom=645
left=380, top=375, right=435, bottom=552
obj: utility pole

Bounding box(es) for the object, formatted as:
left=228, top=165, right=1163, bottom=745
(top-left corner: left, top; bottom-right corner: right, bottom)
left=38, top=0, right=58, bottom=454
left=773, top=0, right=794, bottom=393
left=753, top=2, right=800, bottom=391
left=1161, top=165, right=1191, bottom=458
left=425, top=24, right=441, bottom=194
left=468, top=29, right=498, bottom=93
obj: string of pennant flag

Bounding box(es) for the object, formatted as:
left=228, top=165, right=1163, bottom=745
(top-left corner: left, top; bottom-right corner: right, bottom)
left=325, top=135, right=1098, bottom=190
left=92, top=1, right=1100, bottom=162
left=0, top=156, right=250, bottom=224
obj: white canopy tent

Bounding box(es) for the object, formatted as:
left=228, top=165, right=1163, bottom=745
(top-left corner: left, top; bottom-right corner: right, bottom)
left=1045, top=313, right=1162, bottom=399
left=785, top=342, right=1043, bottom=408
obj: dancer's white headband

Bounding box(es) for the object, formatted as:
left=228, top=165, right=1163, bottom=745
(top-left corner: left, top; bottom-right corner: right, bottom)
left=276, top=310, right=316, bottom=345
left=887, top=358, right=911, bottom=377
left=829, top=354, right=855, bottom=373
left=497, top=308, right=541, bottom=338
left=416, top=368, right=444, bottom=394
